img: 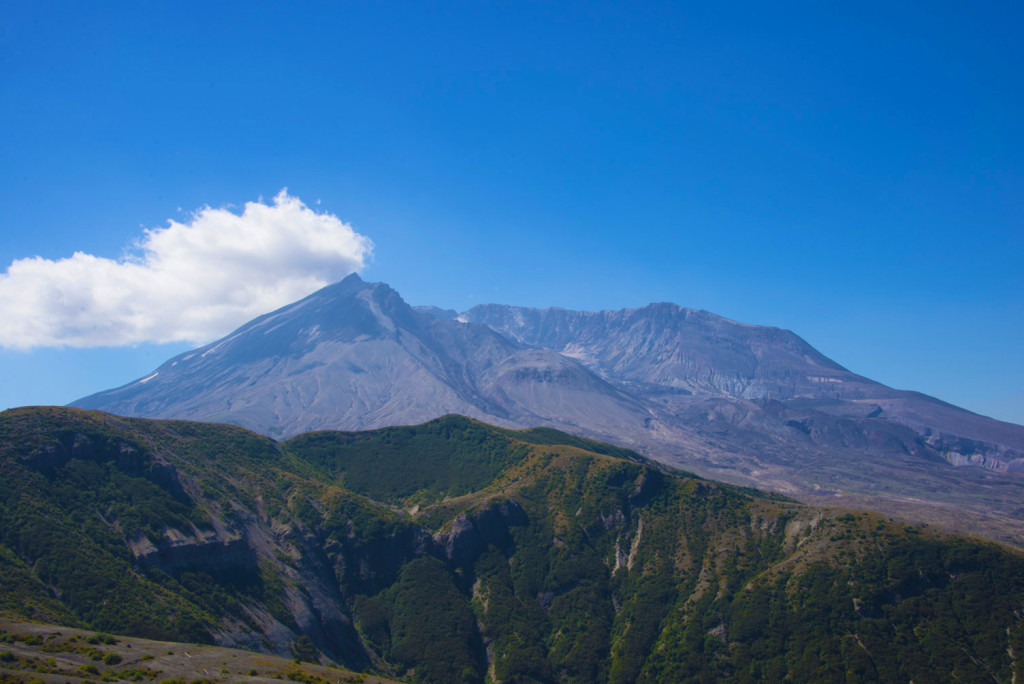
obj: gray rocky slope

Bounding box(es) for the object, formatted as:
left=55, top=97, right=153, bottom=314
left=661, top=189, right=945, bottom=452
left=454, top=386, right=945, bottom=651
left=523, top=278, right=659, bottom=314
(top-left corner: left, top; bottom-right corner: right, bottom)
left=73, top=274, right=1024, bottom=544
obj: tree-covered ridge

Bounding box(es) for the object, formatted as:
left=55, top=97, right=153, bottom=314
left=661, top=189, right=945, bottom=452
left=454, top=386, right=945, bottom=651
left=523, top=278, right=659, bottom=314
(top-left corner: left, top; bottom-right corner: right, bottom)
left=1, top=406, right=1023, bottom=682
left=283, top=415, right=534, bottom=504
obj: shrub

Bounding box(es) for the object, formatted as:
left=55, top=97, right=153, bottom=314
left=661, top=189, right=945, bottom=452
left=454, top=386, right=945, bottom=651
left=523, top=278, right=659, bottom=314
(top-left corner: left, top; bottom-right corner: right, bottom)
left=289, top=635, right=319, bottom=663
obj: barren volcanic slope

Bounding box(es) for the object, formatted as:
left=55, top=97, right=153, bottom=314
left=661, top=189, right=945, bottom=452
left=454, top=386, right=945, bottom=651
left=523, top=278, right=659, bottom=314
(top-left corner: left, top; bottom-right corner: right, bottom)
left=74, top=275, right=1024, bottom=544
left=73, top=275, right=658, bottom=446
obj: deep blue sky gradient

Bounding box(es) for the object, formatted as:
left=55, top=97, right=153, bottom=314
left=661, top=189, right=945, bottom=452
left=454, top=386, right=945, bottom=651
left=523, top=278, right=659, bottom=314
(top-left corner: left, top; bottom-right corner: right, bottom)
left=1, top=2, right=1021, bottom=423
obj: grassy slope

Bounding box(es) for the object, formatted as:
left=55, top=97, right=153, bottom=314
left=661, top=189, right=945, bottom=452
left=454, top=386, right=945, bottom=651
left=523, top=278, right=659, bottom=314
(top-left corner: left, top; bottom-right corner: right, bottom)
left=1, top=407, right=1023, bottom=683
left=0, top=617, right=400, bottom=684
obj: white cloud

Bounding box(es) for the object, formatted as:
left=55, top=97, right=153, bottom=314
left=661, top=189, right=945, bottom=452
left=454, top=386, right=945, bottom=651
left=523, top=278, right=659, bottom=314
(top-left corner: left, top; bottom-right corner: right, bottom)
left=0, top=190, right=373, bottom=349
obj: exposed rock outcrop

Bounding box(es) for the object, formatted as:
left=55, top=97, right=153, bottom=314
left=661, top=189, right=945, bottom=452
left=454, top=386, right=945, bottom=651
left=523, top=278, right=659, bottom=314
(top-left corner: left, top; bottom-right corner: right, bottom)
left=434, top=500, right=528, bottom=568
left=131, top=533, right=256, bottom=577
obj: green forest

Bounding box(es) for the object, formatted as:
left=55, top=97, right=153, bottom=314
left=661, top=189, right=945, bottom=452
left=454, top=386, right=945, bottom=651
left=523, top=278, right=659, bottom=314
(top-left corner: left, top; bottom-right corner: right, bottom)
left=1, top=406, right=1023, bottom=683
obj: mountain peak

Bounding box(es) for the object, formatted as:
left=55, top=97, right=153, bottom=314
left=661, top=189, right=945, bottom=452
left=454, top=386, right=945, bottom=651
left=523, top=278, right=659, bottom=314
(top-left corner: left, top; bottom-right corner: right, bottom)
left=257, top=273, right=413, bottom=335
left=303, top=271, right=381, bottom=302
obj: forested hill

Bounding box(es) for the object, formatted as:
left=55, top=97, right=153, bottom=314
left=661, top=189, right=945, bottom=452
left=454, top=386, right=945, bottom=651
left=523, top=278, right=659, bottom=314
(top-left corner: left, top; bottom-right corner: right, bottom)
left=2, top=406, right=1024, bottom=682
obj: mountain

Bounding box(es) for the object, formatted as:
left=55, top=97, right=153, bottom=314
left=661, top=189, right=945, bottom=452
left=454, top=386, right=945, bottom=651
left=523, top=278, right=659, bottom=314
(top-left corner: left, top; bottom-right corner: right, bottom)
left=4, top=407, right=1024, bottom=682
left=72, top=275, right=1024, bottom=545
left=463, top=301, right=1024, bottom=470
left=72, top=275, right=661, bottom=449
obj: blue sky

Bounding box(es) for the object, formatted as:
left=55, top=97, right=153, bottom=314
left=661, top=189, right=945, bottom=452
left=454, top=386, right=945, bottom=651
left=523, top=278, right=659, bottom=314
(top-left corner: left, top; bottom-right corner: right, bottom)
left=1, top=1, right=1022, bottom=425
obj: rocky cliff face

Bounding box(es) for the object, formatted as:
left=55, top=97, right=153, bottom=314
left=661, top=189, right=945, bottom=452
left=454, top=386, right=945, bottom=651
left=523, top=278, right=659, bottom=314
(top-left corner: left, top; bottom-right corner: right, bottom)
left=464, top=302, right=859, bottom=401
left=433, top=500, right=528, bottom=568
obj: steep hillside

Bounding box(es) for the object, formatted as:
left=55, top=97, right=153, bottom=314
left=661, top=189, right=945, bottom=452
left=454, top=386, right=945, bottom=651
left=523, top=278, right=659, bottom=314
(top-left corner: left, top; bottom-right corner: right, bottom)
left=3, top=407, right=1024, bottom=682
